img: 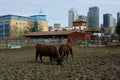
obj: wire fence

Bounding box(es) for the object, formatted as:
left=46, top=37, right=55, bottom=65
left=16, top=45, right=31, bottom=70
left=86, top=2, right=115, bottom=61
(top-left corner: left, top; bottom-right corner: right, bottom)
left=0, top=38, right=68, bottom=49
left=0, top=38, right=114, bottom=49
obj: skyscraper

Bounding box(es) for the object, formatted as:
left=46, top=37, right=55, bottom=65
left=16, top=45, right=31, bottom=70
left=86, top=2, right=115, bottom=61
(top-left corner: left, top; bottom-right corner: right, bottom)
left=68, top=8, right=79, bottom=27
left=87, top=6, right=99, bottom=28
left=113, top=17, right=116, bottom=27
left=117, top=12, right=120, bottom=23
left=103, top=14, right=113, bottom=28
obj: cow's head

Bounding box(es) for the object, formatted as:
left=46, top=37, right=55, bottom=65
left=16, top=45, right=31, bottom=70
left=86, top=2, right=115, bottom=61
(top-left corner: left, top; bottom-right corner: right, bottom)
left=57, top=56, right=64, bottom=65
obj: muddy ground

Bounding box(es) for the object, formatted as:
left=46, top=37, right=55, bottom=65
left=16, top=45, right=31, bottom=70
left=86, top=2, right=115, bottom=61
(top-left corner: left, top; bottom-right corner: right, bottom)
left=0, top=46, right=120, bottom=80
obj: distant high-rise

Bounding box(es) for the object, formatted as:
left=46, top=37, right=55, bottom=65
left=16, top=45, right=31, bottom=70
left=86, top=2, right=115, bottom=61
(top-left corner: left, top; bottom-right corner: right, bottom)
left=87, top=6, right=99, bottom=28
left=79, top=15, right=87, bottom=21
left=113, top=17, right=116, bottom=27
left=117, top=12, right=120, bottom=23
left=103, top=14, right=113, bottom=28
left=68, top=8, right=79, bottom=27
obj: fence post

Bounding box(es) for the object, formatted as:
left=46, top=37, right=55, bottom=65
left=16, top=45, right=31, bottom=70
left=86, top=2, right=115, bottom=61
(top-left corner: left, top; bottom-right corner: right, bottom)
left=20, top=39, right=22, bottom=47
left=96, top=39, right=98, bottom=47
left=6, top=39, right=8, bottom=49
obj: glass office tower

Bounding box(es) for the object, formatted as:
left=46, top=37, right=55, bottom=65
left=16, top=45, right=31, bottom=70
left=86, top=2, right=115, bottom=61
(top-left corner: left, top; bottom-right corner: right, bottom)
left=87, top=6, right=99, bottom=28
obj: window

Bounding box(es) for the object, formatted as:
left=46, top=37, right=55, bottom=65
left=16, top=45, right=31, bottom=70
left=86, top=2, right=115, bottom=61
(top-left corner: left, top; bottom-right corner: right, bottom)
left=5, top=33, right=9, bottom=37
left=0, top=22, right=3, bottom=29
left=5, top=22, right=10, bottom=28
left=0, top=22, right=3, bottom=25
left=0, top=32, right=3, bottom=36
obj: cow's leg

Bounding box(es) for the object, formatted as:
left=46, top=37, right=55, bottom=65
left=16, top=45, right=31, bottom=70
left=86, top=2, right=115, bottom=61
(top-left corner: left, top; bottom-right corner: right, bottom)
left=66, top=52, right=69, bottom=59
left=64, top=50, right=68, bottom=59
left=49, top=57, right=52, bottom=63
left=70, top=49, right=73, bottom=59
left=40, top=55, right=43, bottom=63
left=35, top=51, right=39, bottom=61
left=61, top=52, right=65, bottom=59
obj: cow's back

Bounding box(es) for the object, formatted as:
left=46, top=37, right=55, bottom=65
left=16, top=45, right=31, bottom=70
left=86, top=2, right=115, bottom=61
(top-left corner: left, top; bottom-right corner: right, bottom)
left=48, top=45, right=59, bottom=58
left=36, top=44, right=58, bottom=58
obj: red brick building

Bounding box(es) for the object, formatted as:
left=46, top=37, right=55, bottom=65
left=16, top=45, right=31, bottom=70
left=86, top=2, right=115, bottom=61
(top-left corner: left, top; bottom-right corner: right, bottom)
left=67, top=32, right=92, bottom=43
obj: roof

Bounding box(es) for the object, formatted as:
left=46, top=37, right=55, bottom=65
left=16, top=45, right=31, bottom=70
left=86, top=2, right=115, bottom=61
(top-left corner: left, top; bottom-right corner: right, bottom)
left=0, top=14, right=34, bottom=21
left=25, top=30, right=79, bottom=36
left=0, top=14, right=30, bottom=19
left=83, top=27, right=101, bottom=32
left=73, top=19, right=86, bottom=22
left=30, top=15, right=46, bottom=17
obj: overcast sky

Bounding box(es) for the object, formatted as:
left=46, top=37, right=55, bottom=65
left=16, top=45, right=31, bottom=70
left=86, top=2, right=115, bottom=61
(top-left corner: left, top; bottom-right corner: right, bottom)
left=0, top=0, right=120, bottom=27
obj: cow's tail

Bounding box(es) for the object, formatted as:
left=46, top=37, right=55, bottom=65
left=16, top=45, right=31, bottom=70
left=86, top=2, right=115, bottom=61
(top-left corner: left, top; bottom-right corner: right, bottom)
left=35, top=44, right=39, bottom=62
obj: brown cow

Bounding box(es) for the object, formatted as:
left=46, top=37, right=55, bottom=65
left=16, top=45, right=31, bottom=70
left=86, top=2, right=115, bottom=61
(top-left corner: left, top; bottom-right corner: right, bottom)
left=59, top=43, right=73, bottom=59
left=35, top=44, right=63, bottom=64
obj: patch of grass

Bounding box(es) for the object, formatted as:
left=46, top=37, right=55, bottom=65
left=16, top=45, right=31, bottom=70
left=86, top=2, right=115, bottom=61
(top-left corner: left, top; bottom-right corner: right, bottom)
left=21, top=44, right=36, bottom=47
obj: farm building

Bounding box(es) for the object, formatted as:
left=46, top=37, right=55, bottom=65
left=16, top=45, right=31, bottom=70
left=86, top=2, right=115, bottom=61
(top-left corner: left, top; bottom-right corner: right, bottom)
left=25, top=30, right=92, bottom=43
left=72, top=19, right=87, bottom=31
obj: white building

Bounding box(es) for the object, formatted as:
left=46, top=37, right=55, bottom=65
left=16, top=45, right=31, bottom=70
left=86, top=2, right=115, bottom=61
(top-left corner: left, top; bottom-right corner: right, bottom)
left=68, top=8, right=79, bottom=27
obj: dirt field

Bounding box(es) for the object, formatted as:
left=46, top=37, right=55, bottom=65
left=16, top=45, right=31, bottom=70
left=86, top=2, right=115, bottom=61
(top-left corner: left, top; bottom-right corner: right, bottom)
left=0, top=46, right=120, bottom=80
